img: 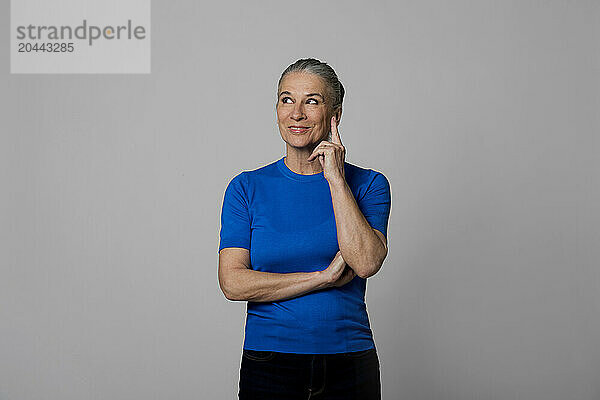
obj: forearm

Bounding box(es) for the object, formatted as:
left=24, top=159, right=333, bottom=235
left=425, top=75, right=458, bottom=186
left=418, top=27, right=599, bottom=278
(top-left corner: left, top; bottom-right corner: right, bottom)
left=328, top=178, right=387, bottom=278
left=223, top=268, right=330, bottom=302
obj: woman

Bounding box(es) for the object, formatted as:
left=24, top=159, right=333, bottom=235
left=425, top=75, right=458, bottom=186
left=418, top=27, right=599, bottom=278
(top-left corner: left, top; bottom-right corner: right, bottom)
left=218, top=58, right=391, bottom=399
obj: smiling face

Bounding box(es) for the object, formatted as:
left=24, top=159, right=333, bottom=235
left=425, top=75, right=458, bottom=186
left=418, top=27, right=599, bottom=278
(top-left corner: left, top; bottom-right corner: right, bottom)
left=276, top=71, right=336, bottom=149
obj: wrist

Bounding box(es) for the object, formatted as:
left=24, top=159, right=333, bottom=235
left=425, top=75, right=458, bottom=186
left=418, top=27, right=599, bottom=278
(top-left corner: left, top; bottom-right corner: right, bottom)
left=327, top=176, right=347, bottom=191
left=314, top=270, right=332, bottom=289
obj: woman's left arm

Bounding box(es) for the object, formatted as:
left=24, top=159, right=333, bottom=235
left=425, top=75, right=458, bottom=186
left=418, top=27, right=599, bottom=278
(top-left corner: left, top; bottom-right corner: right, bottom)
left=308, top=116, right=388, bottom=279
left=328, top=179, right=388, bottom=278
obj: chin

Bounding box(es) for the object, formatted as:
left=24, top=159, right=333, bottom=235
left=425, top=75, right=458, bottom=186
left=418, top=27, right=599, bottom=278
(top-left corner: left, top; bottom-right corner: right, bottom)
left=284, top=134, right=326, bottom=146
left=285, top=140, right=312, bottom=149
left=279, top=133, right=307, bottom=146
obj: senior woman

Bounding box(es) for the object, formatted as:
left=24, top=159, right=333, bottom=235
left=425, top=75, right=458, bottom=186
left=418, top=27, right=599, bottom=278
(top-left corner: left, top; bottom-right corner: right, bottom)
left=218, top=58, right=391, bottom=400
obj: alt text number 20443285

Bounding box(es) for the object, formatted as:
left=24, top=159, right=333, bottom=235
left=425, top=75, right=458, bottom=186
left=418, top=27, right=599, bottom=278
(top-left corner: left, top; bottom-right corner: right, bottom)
left=17, top=42, right=74, bottom=53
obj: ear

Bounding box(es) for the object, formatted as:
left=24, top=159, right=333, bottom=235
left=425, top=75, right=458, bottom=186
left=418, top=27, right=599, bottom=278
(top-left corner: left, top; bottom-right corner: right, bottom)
left=333, top=107, right=342, bottom=123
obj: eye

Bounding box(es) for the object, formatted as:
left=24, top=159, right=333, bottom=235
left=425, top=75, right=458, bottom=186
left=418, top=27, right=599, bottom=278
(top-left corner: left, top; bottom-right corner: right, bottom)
left=306, top=98, right=319, bottom=105
left=281, top=97, right=293, bottom=104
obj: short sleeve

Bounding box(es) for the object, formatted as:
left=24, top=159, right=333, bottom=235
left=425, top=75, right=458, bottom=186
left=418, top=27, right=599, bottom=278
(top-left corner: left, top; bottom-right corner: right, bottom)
left=218, top=173, right=251, bottom=252
left=359, top=171, right=391, bottom=239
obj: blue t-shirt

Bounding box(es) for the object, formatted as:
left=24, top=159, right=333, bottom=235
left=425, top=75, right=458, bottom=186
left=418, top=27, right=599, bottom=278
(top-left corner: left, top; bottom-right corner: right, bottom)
left=219, top=156, right=391, bottom=354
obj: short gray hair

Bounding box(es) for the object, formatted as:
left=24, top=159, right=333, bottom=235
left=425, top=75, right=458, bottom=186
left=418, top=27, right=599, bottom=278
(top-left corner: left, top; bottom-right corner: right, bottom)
left=277, top=58, right=345, bottom=111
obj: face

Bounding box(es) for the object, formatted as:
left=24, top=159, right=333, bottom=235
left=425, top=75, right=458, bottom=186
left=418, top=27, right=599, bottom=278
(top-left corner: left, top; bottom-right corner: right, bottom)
left=276, top=71, right=338, bottom=149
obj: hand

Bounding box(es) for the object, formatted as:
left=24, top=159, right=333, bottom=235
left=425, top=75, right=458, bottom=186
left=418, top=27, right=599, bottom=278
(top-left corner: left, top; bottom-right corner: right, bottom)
left=321, top=251, right=356, bottom=288
left=307, top=116, right=346, bottom=184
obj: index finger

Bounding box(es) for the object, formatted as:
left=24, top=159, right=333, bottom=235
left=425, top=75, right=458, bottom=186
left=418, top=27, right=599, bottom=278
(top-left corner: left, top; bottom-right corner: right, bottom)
left=330, top=116, right=342, bottom=145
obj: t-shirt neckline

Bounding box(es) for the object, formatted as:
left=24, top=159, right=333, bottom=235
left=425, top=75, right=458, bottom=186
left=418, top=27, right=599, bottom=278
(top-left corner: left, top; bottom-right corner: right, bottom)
left=276, top=156, right=325, bottom=182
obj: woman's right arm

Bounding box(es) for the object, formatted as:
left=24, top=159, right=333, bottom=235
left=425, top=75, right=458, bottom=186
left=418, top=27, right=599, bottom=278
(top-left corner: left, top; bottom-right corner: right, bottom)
left=218, top=248, right=355, bottom=302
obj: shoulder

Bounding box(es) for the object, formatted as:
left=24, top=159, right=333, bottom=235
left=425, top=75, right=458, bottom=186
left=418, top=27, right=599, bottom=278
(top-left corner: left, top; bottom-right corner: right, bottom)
left=244, top=158, right=280, bottom=178
left=343, top=161, right=390, bottom=205
left=225, top=158, right=280, bottom=187
left=345, top=161, right=389, bottom=188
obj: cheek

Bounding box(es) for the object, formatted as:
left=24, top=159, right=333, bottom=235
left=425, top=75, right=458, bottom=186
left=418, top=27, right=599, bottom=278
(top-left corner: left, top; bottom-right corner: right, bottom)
left=306, top=110, right=323, bottom=124
left=276, top=109, right=287, bottom=122
left=312, top=115, right=327, bottom=129
left=313, top=109, right=327, bottom=122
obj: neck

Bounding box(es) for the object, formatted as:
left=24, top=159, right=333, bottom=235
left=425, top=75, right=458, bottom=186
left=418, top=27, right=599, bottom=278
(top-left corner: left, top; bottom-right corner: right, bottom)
left=284, top=144, right=323, bottom=175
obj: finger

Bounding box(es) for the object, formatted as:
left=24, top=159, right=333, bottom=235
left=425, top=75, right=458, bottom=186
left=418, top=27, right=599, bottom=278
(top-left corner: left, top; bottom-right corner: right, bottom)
left=307, top=145, right=324, bottom=162
left=306, top=142, right=323, bottom=161
left=330, top=116, right=342, bottom=145
left=307, top=142, right=334, bottom=161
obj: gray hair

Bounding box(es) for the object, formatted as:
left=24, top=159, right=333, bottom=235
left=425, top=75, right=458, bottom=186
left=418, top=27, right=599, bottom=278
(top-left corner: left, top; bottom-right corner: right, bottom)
left=277, top=58, right=345, bottom=111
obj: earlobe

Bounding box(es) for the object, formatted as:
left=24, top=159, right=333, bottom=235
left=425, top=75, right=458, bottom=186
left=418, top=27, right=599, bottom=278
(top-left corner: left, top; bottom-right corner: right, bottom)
left=334, top=109, right=342, bottom=124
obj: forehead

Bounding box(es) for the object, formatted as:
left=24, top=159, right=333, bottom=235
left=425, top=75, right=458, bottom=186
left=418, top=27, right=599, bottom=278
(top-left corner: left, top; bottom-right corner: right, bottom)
left=278, top=71, right=327, bottom=95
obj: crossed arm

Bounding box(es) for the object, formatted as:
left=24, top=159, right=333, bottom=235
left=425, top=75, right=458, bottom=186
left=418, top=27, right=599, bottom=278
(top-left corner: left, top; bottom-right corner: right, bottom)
left=327, top=178, right=388, bottom=279
left=218, top=179, right=387, bottom=303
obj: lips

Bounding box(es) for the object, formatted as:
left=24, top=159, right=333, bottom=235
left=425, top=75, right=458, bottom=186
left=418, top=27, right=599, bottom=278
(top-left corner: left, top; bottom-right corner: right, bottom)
left=289, top=126, right=310, bottom=134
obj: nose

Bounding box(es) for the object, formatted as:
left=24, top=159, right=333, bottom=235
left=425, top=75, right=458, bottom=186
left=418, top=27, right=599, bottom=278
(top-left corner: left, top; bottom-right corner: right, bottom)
left=291, top=102, right=306, bottom=121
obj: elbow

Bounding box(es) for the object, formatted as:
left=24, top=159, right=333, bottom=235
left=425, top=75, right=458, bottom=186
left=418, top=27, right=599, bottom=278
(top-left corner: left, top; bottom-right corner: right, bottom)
left=221, top=288, right=238, bottom=301
left=355, top=269, right=371, bottom=279
left=218, top=275, right=245, bottom=302
left=355, top=262, right=382, bottom=279
left=346, top=231, right=388, bottom=279
left=219, top=282, right=235, bottom=301
left=222, top=287, right=244, bottom=302
left=354, top=247, right=387, bottom=279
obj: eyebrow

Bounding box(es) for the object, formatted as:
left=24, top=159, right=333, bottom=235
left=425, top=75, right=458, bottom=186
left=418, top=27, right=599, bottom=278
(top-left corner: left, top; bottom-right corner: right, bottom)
left=278, top=91, right=325, bottom=100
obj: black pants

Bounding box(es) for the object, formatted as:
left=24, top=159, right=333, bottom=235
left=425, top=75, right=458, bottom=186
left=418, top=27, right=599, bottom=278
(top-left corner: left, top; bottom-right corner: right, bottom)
left=238, top=348, right=381, bottom=400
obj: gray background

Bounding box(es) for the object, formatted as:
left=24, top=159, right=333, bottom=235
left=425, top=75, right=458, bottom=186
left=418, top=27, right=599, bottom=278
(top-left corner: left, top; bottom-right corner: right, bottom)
left=10, top=0, right=151, bottom=74
left=2, top=1, right=599, bottom=399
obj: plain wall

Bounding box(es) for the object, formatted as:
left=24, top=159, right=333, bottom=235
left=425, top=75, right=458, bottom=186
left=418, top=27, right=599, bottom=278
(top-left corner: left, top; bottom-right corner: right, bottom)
left=1, top=1, right=599, bottom=399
